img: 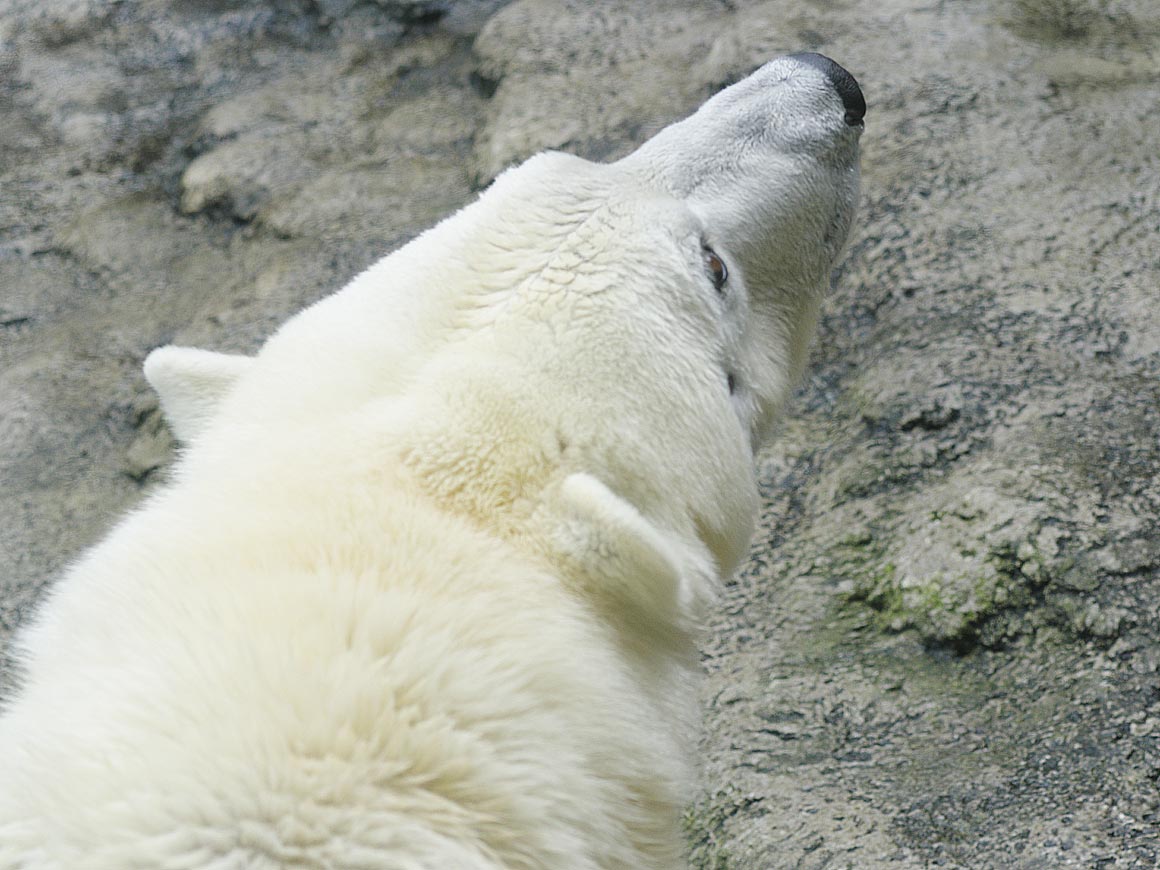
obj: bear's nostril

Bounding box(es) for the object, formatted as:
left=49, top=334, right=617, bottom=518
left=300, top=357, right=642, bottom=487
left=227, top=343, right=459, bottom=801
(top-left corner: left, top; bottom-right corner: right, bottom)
left=787, top=52, right=866, bottom=127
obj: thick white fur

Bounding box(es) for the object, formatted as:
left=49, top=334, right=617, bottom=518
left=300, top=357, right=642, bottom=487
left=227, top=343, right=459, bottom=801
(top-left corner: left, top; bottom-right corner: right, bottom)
left=0, top=55, right=860, bottom=869
left=143, top=346, right=254, bottom=443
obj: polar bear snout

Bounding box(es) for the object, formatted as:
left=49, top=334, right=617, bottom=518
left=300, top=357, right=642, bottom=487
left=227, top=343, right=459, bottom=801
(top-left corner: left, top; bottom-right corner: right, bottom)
left=786, top=52, right=866, bottom=126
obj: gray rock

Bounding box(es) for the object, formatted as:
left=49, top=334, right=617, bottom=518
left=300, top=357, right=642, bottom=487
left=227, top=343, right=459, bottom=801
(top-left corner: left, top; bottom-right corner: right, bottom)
left=2, top=0, right=1159, bottom=865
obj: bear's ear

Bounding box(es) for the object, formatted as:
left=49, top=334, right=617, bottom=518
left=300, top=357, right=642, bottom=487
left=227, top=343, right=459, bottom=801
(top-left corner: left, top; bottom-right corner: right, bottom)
left=143, top=346, right=254, bottom=444
left=547, top=473, right=717, bottom=642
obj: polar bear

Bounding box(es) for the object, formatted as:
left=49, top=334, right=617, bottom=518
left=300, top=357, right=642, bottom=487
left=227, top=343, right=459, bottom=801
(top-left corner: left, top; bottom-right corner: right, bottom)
left=0, top=53, right=863, bottom=869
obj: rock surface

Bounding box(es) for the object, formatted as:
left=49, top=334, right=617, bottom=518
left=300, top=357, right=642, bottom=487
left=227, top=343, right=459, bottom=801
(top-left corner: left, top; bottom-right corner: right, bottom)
left=2, top=0, right=1158, bottom=866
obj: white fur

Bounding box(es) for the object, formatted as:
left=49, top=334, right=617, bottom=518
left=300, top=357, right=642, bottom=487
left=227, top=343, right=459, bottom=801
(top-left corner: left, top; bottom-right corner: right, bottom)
left=143, top=346, right=254, bottom=443
left=0, top=55, right=860, bottom=869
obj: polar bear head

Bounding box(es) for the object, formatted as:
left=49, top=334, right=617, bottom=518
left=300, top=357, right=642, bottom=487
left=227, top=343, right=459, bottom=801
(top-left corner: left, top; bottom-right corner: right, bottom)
left=146, top=53, right=862, bottom=635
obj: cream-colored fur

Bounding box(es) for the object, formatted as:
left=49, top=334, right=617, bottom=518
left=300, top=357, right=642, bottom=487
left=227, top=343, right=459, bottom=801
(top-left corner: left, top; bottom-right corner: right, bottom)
left=0, top=55, right=861, bottom=869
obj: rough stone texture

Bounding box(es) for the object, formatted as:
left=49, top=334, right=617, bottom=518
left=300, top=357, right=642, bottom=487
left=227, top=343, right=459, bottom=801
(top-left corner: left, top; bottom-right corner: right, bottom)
left=2, top=0, right=1158, bottom=866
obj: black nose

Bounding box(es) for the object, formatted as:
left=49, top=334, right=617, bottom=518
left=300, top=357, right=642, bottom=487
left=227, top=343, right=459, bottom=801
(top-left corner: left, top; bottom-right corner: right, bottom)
left=788, top=52, right=866, bottom=127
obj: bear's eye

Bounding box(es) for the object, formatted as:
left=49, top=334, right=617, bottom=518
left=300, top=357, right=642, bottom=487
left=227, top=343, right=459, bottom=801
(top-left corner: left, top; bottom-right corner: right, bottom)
left=703, top=247, right=728, bottom=293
